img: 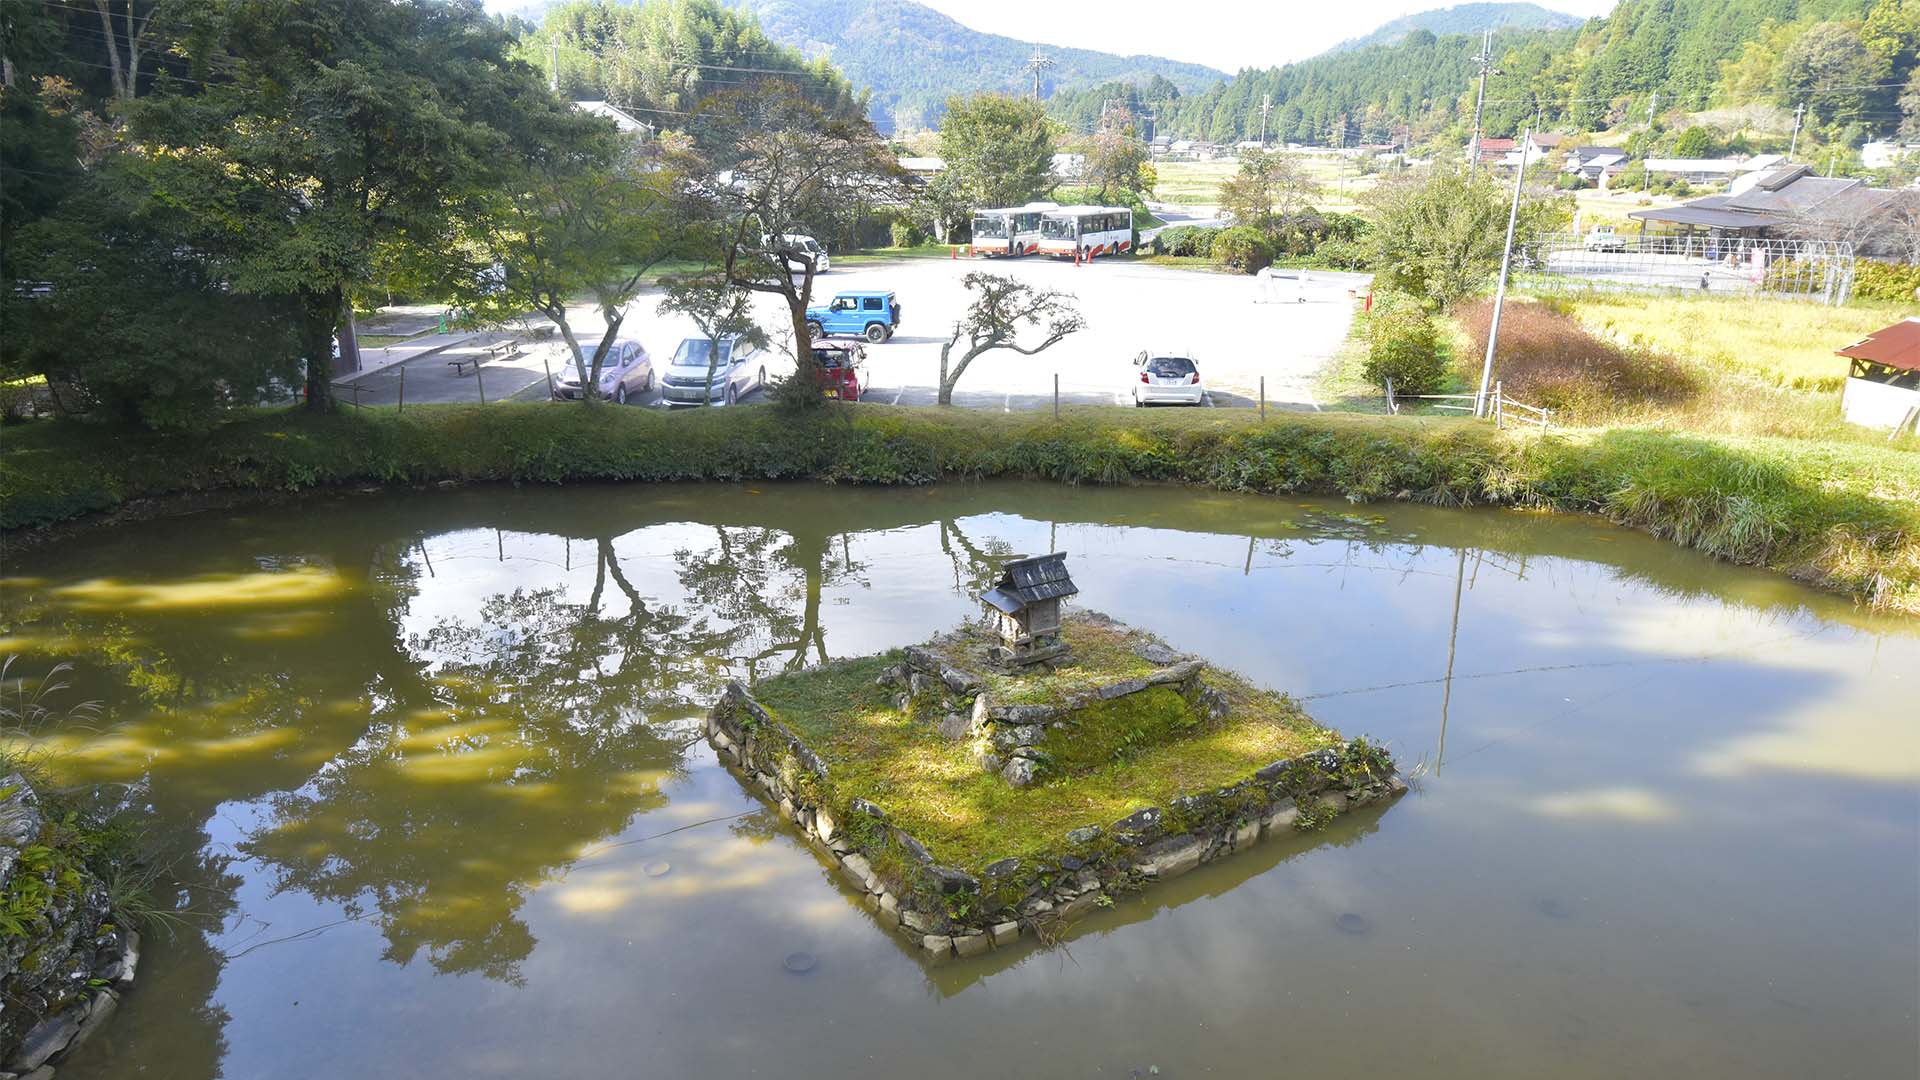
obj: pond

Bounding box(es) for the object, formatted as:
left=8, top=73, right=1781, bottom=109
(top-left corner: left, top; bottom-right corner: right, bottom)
left=3, top=482, right=1915, bottom=1079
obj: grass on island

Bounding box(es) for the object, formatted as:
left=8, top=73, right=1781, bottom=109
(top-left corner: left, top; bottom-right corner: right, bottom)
left=751, top=623, right=1338, bottom=872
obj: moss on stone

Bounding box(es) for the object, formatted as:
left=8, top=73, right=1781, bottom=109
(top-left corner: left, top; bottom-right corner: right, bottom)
left=751, top=649, right=1340, bottom=875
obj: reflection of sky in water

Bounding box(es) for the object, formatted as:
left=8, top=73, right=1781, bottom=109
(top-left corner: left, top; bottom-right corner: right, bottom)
left=12, top=483, right=1912, bottom=1080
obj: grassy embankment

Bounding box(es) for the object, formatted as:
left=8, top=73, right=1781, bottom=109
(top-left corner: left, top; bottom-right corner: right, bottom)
left=753, top=617, right=1341, bottom=870
left=4, top=403, right=1916, bottom=614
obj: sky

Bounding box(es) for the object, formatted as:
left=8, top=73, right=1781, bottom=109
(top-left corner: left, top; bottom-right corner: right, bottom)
left=485, top=1, right=1622, bottom=74
left=910, top=0, right=1617, bottom=72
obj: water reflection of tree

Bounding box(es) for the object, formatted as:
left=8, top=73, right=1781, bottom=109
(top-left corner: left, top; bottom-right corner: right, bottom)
left=674, top=523, right=868, bottom=678
left=239, top=549, right=747, bottom=983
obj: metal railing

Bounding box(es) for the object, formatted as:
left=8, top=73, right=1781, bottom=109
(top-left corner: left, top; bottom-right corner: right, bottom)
left=1518, top=232, right=1856, bottom=305
left=1385, top=378, right=1552, bottom=430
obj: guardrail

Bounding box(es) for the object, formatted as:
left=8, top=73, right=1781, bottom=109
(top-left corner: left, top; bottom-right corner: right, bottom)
left=1384, top=378, right=1552, bottom=431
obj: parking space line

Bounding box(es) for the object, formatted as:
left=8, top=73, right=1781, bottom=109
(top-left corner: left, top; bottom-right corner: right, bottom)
left=891, top=385, right=905, bottom=405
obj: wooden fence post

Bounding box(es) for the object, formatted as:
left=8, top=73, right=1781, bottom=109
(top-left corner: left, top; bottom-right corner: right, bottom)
left=1259, top=376, right=1266, bottom=420
left=398, top=365, right=406, bottom=413
left=1053, top=372, right=1059, bottom=418
left=476, top=361, right=487, bottom=405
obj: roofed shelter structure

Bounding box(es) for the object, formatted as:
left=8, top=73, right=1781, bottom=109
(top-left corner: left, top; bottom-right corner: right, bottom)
left=980, top=552, right=1078, bottom=667
left=1836, top=319, right=1920, bottom=431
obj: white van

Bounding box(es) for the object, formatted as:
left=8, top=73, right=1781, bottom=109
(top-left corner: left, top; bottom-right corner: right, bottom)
left=769, top=234, right=830, bottom=275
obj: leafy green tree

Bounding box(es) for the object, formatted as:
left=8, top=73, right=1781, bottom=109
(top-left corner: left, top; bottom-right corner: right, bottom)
left=129, top=0, right=557, bottom=410
left=1362, top=165, right=1570, bottom=309
left=1780, top=22, right=1889, bottom=127
left=1082, top=109, right=1155, bottom=205
left=1670, top=126, right=1719, bottom=157
left=935, top=272, right=1084, bottom=405
left=656, top=275, right=765, bottom=406
left=937, top=93, right=1056, bottom=215
left=697, top=79, right=903, bottom=390
left=1217, top=150, right=1323, bottom=231
left=446, top=118, right=700, bottom=403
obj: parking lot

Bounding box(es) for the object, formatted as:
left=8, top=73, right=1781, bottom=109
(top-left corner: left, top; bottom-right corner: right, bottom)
left=337, top=256, right=1370, bottom=411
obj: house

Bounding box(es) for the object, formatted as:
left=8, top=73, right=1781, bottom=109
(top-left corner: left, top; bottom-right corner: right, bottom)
left=1470, top=136, right=1515, bottom=167
left=898, top=156, right=945, bottom=178
left=1835, top=319, right=1920, bottom=430
left=572, top=100, right=652, bottom=138
left=980, top=553, right=1078, bottom=666
left=1627, top=164, right=1910, bottom=257
left=1565, top=146, right=1628, bottom=183
left=1862, top=140, right=1920, bottom=170
left=1642, top=154, right=1784, bottom=185
left=1509, top=132, right=1564, bottom=168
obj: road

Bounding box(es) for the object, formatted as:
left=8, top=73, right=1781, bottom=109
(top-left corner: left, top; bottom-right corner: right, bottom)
left=336, top=255, right=1368, bottom=412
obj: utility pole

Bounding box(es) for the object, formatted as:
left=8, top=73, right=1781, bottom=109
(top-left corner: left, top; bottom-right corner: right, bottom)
left=1259, top=93, right=1273, bottom=148
left=1468, top=29, right=1500, bottom=176
left=1641, top=92, right=1658, bottom=193
left=550, top=38, right=560, bottom=93
left=1024, top=45, right=1056, bottom=101
left=1789, top=103, right=1806, bottom=161
left=1476, top=124, right=1531, bottom=419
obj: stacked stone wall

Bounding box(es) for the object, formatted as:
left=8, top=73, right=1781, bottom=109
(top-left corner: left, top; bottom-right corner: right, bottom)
left=706, top=683, right=1407, bottom=961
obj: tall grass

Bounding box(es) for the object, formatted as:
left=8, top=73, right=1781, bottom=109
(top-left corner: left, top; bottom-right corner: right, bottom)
left=4, top=404, right=1916, bottom=614
left=1456, top=297, right=1698, bottom=418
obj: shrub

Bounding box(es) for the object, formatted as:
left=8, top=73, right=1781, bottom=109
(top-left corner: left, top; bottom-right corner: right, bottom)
left=1850, top=259, right=1920, bottom=302
left=890, top=218, right=925, bottom=249
left=1455, top=297, right=1699, bottom=417
left=1151, top=225, right=1214, bottom=257
left=1310, top=238, right=1371, bottom=271
left=1210, top=226, right=1273, bottom=274
left=1362, top=295, right=1447, bottom=395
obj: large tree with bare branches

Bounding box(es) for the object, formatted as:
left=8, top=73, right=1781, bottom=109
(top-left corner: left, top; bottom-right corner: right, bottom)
left=936, top=272, right=1085, bottom=405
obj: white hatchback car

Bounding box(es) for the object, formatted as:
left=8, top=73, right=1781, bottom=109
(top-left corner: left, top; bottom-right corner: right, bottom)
left=1131, top=351, right=1205, bottom=406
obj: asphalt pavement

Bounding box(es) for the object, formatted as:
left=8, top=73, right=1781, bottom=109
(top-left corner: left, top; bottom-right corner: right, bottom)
left=334, top=254, right=1368, bottom=413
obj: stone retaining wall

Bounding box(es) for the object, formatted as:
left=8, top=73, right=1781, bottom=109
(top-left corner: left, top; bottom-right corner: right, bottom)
left=1, top=775, right=141, bottom=1079
left=706, top=683, right=1407, bottom=961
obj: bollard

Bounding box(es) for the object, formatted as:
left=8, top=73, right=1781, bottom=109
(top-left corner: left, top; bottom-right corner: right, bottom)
left=543, top=354, right=555, bottom=400
left=966, top=244, right=973, bottom=257
left=1053, top=373, right=1059, bottom=418
left=951, top=246, right=957, bottom=260
left=398, top=364, right=406, bottom=413
left=1259, top=376, right=1265, bottom=420
left=476, top=361, right=487, bottom=405
left=1364, top=292, right=1374, bottom=313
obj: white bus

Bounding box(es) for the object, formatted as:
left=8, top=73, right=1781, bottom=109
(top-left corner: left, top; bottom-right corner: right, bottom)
left=970, top=201, right=1057, bottom=256
left=1037, top=205, right=1134, bottom=259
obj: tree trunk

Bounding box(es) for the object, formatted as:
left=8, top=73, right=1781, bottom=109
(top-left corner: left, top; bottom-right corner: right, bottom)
left=301, top=287, right=342, bottom=412
left=584, top=305, right=626, bottom=400
left=937, top=338, right=955, bottom=406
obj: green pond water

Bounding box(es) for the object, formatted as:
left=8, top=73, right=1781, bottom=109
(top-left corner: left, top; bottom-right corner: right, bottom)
left=2, top=482, right=1915, bottom=1079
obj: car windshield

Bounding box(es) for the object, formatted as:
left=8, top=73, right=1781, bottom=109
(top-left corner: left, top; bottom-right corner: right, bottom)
left=1146, top=357, right=1196, bottom=378
left=673, top=339, right=731, bottom=366
left=1040, top=217, right=1075, bottom=239
left=973, top=216, right=1008, bottom=238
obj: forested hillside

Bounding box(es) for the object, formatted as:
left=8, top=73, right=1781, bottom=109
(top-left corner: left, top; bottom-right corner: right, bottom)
left=1075, top=0, right=1920, bottom=151
left=723, top=0, right=1225, bottom=132
left=1328, top=2, right=1582, bottom=53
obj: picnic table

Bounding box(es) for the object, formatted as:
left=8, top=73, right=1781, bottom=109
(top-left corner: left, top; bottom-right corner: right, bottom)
left=448, top=339, right=519, bottom=376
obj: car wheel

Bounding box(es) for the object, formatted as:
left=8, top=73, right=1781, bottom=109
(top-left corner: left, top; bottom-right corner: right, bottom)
left=615, top=383, right=628, bottom=405
left=726, top=382, right=738, bottom=406
left=807, top=321, right=824, bottom=341
left=864, top=323, right=886, bottom=344
left=642, top=371, right=652, bottom=393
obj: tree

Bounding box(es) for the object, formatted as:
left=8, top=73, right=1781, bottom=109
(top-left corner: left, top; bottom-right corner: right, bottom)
left=1217, top=150, right=1323, bottom=231
left=1670, top=126, right=1718, bottom=157
left=938, top=93, right=1056, bottom=214
left=1898, top=68, right=1920, bottom=141
left=129, top=0, right=557, bottom=410
left=448, top=117, right=699, bottom=402
left=656, top=275, right=765, bottom=405
left=1362, top=165, right=1570, bottom=309
left=696, top=79, right=903, bottom=394
left=1083, top=105, right=1155, bottom=205
left=935, top=272, right=1084, bottom=405
left=1780, top=22, right=1888, bottom=127
left=89, top=0, right=175, bottom=100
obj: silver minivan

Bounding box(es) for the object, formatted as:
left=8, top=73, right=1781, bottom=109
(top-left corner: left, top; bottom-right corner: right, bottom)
left=659, top=335, right=768, bottom=406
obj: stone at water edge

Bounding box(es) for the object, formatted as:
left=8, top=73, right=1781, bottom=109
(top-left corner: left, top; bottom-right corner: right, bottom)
left=8, top=1011, right=81, bottom=1073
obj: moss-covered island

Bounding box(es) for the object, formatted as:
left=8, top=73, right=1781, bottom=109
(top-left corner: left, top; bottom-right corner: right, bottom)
left=705, top=612, right=1407, bottom=960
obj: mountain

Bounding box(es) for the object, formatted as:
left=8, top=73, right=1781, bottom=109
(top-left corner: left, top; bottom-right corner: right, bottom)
left=723, top=0, right=1227, bottom=132
left=1328, top=3, right=1584, bottom=53
left=1129, top=0, right=1917, bottom=148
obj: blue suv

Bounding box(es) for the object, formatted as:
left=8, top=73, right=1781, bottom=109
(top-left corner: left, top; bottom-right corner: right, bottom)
left=806, top=291, right=900, bottom=344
